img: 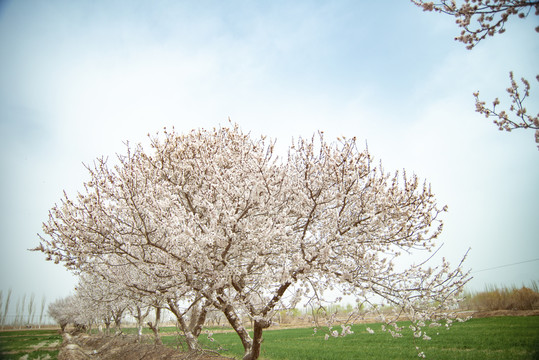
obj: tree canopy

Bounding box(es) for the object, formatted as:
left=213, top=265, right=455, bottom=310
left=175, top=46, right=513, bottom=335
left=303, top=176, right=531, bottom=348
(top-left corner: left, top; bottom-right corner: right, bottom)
left=36, top=125, right=469, bottom=359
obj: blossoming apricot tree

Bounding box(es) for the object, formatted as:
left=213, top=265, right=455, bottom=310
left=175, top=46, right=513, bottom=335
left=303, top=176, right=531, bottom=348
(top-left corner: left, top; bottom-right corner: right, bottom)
left=48, top=296, right=77, bottom=333
left=36, top=125, right=469, bottom=360
left=74, top=273, right=129, bottom=334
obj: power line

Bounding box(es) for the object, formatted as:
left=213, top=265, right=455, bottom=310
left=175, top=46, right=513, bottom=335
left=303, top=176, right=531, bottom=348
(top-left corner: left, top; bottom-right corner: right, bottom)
left=472, top=258, right=539, bottom=274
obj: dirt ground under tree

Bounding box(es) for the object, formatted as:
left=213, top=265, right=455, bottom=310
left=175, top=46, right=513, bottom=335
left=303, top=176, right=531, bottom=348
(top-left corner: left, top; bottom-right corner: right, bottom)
left=58, top=332, right=234, bottom=360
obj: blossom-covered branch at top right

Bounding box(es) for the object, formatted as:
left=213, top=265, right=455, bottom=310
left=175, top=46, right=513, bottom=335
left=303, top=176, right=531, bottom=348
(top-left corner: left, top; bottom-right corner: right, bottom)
left=411, top=0, right=539, bottom=149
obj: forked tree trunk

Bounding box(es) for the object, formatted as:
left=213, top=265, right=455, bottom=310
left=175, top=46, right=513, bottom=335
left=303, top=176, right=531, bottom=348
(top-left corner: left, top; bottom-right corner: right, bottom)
left=167, top=299, right=205, bottom=351
left=221, top=281, right=291, bottom=360
left=113, top=314, right=122, bottom=334
left=176, top=316, right=198, bottom=351
left=110, top=306, right=125, bottom=335
left=188, top=301, right=208, bottom=338
left=147, top=306, right=162, bottom=345
left=104, top=319, right=111, bottom=335
left=133, top=305, right=150, bottom=342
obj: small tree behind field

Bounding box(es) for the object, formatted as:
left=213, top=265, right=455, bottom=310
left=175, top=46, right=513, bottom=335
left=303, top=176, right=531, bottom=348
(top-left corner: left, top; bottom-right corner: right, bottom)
left=27, top=293, right=36, bottom=326
left=38, top=296, right=46, bottom=329
left=0, top=290, right=9, bottom=329
left=276, top=308, right=303, bottom=325
left=48, top=297, right=73, bottom=332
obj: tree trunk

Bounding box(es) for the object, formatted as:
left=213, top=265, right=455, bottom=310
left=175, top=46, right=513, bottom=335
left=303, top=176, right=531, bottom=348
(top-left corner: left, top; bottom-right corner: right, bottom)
left=190, top=300, right=209, bottom=338
left=219, top=304, right=253, bottom=359
left=137, top=323, right=143, bottom=341
left=113, top=308, right=123, bottom=334
left=242, top=319, right=270, bottom=360
left=114, top=318, right=122, bottom=334
left=135, top=307, right=143, bottom=342
left=222, top=281, right=290, bottom=360
left=177, top=315, right=199, bottom=350
left=131, top=305, right=150, bottom=342
left=104, top=320, right=111, bottom=335
left=148, top=306, right=162, bottom=345
left=167, top=300, right=199, bottom=351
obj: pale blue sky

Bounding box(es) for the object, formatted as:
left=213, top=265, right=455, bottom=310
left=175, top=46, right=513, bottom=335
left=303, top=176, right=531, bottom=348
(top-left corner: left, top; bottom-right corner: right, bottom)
left=1, top=0, right=538, bottom=307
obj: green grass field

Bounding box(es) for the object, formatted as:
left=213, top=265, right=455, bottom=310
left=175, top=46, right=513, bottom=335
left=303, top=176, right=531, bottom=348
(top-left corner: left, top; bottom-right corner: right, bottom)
left=189, top=316, right=539, bottom=360
left=1, top=316, right=538, bottom=359
left=0, top=329, right=62, bottom=360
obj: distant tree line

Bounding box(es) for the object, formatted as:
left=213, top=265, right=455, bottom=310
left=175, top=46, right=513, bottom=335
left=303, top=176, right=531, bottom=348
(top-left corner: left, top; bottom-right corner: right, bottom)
left=0, top=290, right=48, bottom=329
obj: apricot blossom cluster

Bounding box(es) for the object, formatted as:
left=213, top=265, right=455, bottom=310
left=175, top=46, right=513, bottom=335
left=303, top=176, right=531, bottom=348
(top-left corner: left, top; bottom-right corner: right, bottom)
left=411, top=0, right=539, bottom=49
left=474, top=72, right=539, bottom=148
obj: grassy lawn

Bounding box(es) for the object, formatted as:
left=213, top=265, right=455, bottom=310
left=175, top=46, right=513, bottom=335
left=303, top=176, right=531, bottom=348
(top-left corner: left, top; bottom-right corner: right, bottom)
left=0, top=329, right=62, bottom=360
left=1, top=316, right=537, bottom=359
left=187, top=316, right=539, bottom=359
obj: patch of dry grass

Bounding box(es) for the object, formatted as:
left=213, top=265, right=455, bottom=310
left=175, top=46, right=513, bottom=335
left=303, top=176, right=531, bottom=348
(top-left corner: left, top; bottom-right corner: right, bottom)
left=460, top=282, right=539, bottom=311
